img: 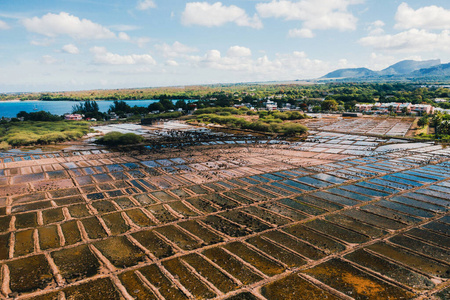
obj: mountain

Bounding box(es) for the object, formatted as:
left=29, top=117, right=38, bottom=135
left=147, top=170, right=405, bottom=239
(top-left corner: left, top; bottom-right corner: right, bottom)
left=321, top=59, right=447, bottom=81
left=409, top=63, right=450, bottom=77
left=321, top=68, right=377, bottom=79
left=378, top=59, right=441, bottom=76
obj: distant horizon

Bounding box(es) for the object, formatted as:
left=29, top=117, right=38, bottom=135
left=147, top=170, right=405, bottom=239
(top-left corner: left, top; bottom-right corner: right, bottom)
left=1, top=1, right=450, bottom=92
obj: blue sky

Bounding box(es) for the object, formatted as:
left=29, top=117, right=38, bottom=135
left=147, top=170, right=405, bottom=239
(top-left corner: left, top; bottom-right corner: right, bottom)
left=1, top=0, right=450, bottom=92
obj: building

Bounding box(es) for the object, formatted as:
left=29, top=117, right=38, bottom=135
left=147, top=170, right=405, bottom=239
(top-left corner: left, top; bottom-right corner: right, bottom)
left=411, top=104, right=434, bottom=115
left=265, top=100, right=277, bottom=111
left=64, top=114, right=83, bottom=121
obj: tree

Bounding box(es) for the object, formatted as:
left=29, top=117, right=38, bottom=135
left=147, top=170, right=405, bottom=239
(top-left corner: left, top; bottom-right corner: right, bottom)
left=175, top=100, right=188, bottom=110
left=109, top=100, right=131, bottom=116
left=72, top=100, right=104, bottom=119
left=160, top=98, right=175, bottom=111
left=321, top=99, right=339, bottom=112
left=417, top=116, right=429, bottom=127
left=148, top=102, right=165, bottom=112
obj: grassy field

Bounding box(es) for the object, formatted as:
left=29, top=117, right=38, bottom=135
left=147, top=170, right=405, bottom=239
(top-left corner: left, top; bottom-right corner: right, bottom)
left=188, top=110, right=308, bottom=136
left=0, top=121, right=90, bottom=147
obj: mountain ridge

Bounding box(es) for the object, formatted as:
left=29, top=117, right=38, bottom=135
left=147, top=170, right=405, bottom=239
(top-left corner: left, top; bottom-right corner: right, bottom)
left=321, top=59, right=446, bottom=81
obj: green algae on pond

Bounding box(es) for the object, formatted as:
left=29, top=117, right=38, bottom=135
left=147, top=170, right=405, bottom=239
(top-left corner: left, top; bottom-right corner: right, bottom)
left=14, top=229, right=34, bottom=257
left=305, top=219, right=370, bottom=244
left=167, top=201, right=199, bottom=217
left=38, top=225, right=60, bottom=250
left=119, top=270, right=159, bottom=300
left=263, top=230, right=326, bottom=260
left=91, top=200, right=117, bottom=214
left=63, top=277, right=125, bottom=300
left=203, top=247, right=263, bottom=285
left=389, top=234, right=450, bottom=263
left=224, top=292, right=260, bottom=300
left=42, top=208, right=65, bottom=225
left=324, top=213, right=387, bottom=239
left=302, top=258, right=415, bottom=299
left=0, top=215, right=11, bottom=232
left=15, top=212, right=38, bottom=229
left=367, top=242, right=450, bottom=278
left=259, top=201, right=308, bottom=221
left=131, top=229, right=174, bottom=258
left=51, top=244, right=100, bottom=282
left=276, top=198, right=325, bottom=217
left=146, top=204, right=178, bottom=223
left=81, top=217, right=108, bottom=239
left=220, top=210, right=272, bottom=233
left=125, top=208, right=156, bottom=227
left=261, top=273, right=340, bottom=300
left=0, top=233, right=10, bottom=259
left=7, top=254, right=53, bottom=294
left=102, top=212, right=130, bottom=235
left=154, top=225, right=203, bottom=250
left=345, top=248, right=435, bottom=290
left=241, top=206, right=291, bottom=226
left=185, top=197, right=219, bottom=213
left=94, top=236, right=146, bottom=268
left=181, top=253, right=239, bottom=293
left=68, top=204, right=91, bottom=218
left=283, top=224, right=346, bottom=254
left=203, top=215, right=250, bottom=237
left=178, top=219, right=223, bottom=245
left=405, top=227, right=450, bottom=248
left=163, top=257, right=217, bottom=299
left=223, top=241, right=285, bottom=276
left=60, top=220, right=82, bottom=245
left=138, top=264, right=189, bottom=300
left=246, top=235, right=306, bottom=268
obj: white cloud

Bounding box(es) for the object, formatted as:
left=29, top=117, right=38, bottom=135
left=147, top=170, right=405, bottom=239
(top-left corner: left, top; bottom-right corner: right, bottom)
left=288, top=28, right=314, bottom=38
left=62, top=44, right=80, bottom=54
left=118, top=32, right=131, bottom=41
left=181, top=2, right=262, bottom=29
left=30, top=38, right=54, bottom=47
left=166, top=60, right=179, bottom=66
left=137, top=0, right=156, bottom=11
left=227, top=46, right=252, bottom=57
left=0, top=20, right=10, bottom=30
left=256, top=0, right=363, bottom=35
left=367, top=20, right=385, bottom=35
left=109, top=24, right=140, bottom=31
left=90, top=46, right=156, bottom=65
left=360, top=29, right=450, bottom=53
left=367, top=53, right=396, bottom=70
left=136, top=37, right=151, bottom=48
left=155, top=41, right=198, bottom=58
left=22, top=12, right=116, bottom=39
left=41, top=55, right=61, bottom=65
left=188, top=46, right=327, bottom=79
left=396, top=3, right=450, bottom=30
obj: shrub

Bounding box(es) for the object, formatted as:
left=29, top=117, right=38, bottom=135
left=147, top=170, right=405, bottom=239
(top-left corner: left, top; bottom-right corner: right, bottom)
left=0, top=141, right=10, bottom=150
left=96, top=132, right=144, bottom=146
left=281, top=123, right=308, bottom=136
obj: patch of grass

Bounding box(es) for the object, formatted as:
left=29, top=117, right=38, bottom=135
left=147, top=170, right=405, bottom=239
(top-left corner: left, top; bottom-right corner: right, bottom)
left=96, top=132, right=144, bottom=146
left=0, top=121, right=90, bottom=147
left=415, top=124, right=429, bottom=136
left=189, top=113, right=308, bottom=136
left=0, top=141, right=10, bottom=150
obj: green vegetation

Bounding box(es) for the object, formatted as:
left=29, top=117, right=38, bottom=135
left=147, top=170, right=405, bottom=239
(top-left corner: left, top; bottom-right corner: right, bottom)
left=17, top=111, right=63, bottom=122
left=96, top=132, right=144, bottom=146
left=72, top=100, right=105, bottom=120
left=0, top=121, right=90, bottom=147
left=190, top=109, right=308, bottom=136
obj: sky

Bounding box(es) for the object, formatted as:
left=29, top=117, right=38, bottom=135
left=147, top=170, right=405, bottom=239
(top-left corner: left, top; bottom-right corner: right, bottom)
left=1, top=0, right=450, bottom=92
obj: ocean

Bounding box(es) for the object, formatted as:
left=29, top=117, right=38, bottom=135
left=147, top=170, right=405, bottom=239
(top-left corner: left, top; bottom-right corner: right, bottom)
left=0, top=100, right=162, bottom=118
